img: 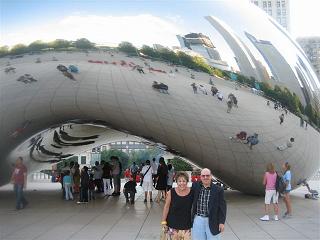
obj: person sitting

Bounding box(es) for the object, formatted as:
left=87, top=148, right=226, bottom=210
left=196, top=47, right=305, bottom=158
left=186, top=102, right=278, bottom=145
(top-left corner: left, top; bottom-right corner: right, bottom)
left=245, top=133, right=259, bottom=149
left=277, top=137, right=294, bottom=151
left=230, top=131, right=247, bottom=141
left=123, top=176, right=137, bottom=204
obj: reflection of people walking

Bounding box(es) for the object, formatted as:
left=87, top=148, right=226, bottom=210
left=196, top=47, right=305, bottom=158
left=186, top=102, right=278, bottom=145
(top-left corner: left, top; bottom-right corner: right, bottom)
left=260, top=163, right=279, bottom=221
left=161, top=172, right=193, bottom=239
left=191, top=168, right=226, bottom=239
left=279, top=114, right=284, bottom=125
left=191, top=83, right=197, bottom=94
left=11, top=157, right=28, bottom=210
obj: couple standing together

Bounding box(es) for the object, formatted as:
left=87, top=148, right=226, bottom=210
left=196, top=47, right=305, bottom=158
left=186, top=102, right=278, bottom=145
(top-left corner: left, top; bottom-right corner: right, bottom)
left=161, top=168, right=227, bottom=240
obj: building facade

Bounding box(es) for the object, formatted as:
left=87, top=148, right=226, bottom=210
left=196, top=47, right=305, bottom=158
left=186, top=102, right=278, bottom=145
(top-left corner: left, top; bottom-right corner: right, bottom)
left=250, top=0, right=290, bottom=31
left=297, top=37, right=320, bottom=81
left=177, top=33, right=229, bottom=70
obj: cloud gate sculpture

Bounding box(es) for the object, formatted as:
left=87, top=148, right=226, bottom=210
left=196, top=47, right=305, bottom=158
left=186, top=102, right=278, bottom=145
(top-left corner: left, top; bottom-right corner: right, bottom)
left=1, top=0, right=319, bottom=194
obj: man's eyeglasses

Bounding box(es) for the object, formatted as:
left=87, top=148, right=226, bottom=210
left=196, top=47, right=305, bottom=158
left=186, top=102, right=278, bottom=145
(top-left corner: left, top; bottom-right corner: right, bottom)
left=201, top=174, right=211, bottom=178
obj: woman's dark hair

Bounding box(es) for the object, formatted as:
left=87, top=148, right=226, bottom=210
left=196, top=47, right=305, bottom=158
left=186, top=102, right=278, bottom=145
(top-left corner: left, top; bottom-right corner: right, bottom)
left=175, top=171, right=189, bottom=182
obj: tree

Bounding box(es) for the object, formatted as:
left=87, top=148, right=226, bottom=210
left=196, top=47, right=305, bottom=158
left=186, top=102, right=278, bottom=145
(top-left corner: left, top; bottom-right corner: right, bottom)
left=170, top=157, right=193, bottom=171
left=0, top=45, right=9, bottom=56
left=118, top=41, right=137, bottom=55
left=128, top=147, right=163, bottom=168
left=49, top=39, right=71, bottom=49
left=10, top=44, right=29, bottom=55
left=140, top=45, right=159, bottom=58
left=28, top=40, right=48, bottom=52
left=74, top=38, right=95, bottom=49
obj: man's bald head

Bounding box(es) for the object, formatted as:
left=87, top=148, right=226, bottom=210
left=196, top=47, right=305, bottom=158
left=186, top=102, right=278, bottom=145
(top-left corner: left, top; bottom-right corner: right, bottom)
left=201, top=168, right=211, bottom=175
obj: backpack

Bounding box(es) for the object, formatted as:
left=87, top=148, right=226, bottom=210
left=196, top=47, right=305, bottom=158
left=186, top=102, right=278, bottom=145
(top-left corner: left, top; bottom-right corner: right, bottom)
left=276, top=173, right=286, bottom=193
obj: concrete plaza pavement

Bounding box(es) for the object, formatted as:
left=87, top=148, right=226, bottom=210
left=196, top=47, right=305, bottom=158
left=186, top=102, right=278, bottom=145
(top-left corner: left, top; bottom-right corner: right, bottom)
left=0, top=180, right=319, bottom=240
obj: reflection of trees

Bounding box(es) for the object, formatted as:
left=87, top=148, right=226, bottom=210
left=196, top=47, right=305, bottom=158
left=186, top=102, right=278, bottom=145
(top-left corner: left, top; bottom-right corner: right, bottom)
left=0, top=38, right=95, bottom=57
left=170, top=157, right=193, bottom=171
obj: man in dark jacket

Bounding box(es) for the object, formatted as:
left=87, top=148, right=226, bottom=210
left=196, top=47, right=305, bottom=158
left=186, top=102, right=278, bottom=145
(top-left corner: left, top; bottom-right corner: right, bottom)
left=191, top=168, right=226, bottom=239
left=78, top=166, right=89, bottom=203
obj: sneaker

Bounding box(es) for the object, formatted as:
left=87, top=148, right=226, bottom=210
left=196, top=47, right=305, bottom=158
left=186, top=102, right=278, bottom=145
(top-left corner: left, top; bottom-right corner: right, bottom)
left=144, top=199, right=147, bottom=203
left=274, top=215, right=279, bottom=221
left=260, top=215, right=270, bottom=221
left=150, top=199, right=153, bottom=202
left=282, top=212, right=288, bottom=218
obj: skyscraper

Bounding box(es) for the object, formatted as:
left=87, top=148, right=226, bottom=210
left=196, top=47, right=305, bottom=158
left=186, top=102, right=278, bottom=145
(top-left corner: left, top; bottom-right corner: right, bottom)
left=177, top=33, right=229, bottom=70
left=250, top=0, right=290, bottom=31
left=297, top=37, right=320, bottom=81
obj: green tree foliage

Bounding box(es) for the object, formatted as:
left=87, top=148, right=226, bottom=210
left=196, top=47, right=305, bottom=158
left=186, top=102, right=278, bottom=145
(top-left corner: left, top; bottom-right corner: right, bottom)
left=128, top=147, right=162, bottom=168
left=74, top=38, right=95, bottom=49
left=10, top=44, right=29, bottom=55
left=49, top=39, right=72, bottom=49
left=28, top=40, right=48, bottom=52
left=118, top=41, right=137, bottom=55
left=170, top=157, right=193, bottom=171
left=158, top=48, right=179, bottom=64
left=0, top=45, right=9, bottom=57
left=140, top=45, right=159, bottom=58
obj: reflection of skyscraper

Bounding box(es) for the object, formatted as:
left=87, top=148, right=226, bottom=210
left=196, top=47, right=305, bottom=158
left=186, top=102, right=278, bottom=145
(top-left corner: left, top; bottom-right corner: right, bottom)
left=297, top=37, right=320, bottom=81
left=250, top=0, right=290, bottom=31
left=245, top=31, right=308, bottom=105
left=177, top=33, right=229, bottom=70
left=205, top=16, right=260, bottom=80
left=177, top=33, right=221, bottom=60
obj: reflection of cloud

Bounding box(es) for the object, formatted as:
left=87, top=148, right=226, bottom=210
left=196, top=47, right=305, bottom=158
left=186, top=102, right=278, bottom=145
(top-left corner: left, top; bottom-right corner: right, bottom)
left=1, top=14, right=183, bottom=48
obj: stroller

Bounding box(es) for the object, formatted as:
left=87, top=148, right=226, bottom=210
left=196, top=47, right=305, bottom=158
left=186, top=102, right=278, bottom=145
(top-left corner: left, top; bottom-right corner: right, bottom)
left=297, top=179, right=319, bottom=200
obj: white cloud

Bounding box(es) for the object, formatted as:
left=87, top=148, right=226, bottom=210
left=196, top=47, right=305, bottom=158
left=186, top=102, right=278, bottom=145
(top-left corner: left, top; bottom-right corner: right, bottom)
left=1, top=14, right=184, bottom=48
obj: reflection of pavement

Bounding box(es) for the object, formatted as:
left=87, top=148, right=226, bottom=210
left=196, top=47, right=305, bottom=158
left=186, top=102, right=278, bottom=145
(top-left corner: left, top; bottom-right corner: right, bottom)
left=0, top=181, right=319, bottom=240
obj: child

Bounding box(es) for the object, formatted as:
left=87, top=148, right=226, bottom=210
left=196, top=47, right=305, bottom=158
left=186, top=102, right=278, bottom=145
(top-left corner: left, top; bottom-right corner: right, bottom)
left=89, top=174, right=95, bottom=200
left=63, top=170, right=73, bottom=201
left=123, top=176, right=137, bottom=204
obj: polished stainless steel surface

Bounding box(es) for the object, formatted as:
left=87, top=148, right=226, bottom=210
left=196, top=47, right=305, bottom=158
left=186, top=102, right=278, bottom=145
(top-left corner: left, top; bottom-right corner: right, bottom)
left=1, top=0, right=319, bottom=194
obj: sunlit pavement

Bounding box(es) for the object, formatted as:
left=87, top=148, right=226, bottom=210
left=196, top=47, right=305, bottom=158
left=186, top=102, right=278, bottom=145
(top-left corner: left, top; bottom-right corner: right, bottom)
left=0, top=180, right=319, bottom=240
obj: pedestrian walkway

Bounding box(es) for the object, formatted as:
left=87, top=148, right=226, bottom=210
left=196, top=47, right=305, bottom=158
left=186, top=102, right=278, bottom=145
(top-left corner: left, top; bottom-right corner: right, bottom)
left=0, top=181, right=319, bottom=240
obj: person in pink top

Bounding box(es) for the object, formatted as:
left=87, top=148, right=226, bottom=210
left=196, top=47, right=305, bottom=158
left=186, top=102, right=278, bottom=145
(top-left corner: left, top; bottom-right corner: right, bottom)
left=260, top=163, right=279, bottom=221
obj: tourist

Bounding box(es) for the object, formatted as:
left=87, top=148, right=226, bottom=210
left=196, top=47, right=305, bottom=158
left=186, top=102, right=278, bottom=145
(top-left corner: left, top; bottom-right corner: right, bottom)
left=155, top=157, right=168, bottom=202
left=167, top=164, right=175, bottom=191
left=161, top=172, right=193, bottom=239
left=282, top=162, right=292, bottom=218
left=260, top=163, right=279, bottom=221
left=277, top=137, right=294, bottom=151
left=11, top=157, right=28, bottom=210
left=191, top=168, right=226, bottom=239
left=141, top=160, right=154, bottom=203
left=123, top=176, right=137, bottom=204
left=63, top=170, right=73, bottom=201
left=111, top=156, right=122, bottom=196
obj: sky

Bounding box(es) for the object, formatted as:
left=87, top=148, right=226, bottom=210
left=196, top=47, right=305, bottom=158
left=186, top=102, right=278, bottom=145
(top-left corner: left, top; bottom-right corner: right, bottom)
left=0, top=0, right=319, bottom=47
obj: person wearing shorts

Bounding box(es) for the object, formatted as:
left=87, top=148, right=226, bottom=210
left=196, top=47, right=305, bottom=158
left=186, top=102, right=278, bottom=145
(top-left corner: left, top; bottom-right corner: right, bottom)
left=260, top=163, right=279, bottom=221
left=140, top=160, right=154, bottom=203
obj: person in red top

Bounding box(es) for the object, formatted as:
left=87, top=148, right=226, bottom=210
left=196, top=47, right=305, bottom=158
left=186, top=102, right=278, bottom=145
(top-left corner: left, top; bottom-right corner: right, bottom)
left=11, top=157, right=28, bottom=210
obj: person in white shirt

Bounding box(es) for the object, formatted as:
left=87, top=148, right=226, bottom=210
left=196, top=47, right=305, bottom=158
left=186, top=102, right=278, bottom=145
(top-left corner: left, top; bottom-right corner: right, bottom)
left=141, top=160, right=154, bottom=203
left=151, top=158, right=158, bottom=187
